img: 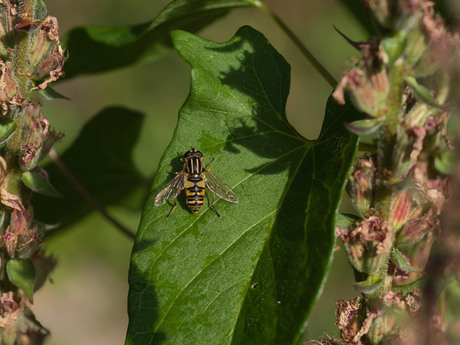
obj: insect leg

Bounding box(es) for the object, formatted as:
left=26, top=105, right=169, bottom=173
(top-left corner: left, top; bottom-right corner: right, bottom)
left=166, top=198, right=177, bottom=218
left=165, top=185, right=184, bottom=218
left=207, top=184, right=221, bottom=218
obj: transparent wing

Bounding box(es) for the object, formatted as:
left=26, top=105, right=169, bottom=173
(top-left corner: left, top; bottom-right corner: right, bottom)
left=154, top=171, right=186, bottom=206
left=205, top=171, right=239, bottom=203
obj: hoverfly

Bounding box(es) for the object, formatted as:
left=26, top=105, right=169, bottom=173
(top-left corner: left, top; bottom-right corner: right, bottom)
left=154, top=147, right=239, bottom=217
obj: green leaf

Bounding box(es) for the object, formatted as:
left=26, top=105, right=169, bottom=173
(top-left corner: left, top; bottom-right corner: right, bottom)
left=125, top=26, right=359, bottom=345
left=32, top=253, right=56, bottom=293
left=63, top=0, right=255, bottom=79
left=404, top=76, right=442, bottom=108
left=355, top=278, right=384, bottom=295
left=381, top=32, right=407, bottom=66
left=6, top=259, right=35, bottom=301
left=392, top=277, right=426, bottom=296
left=22, top=170, right=61, bottom=197
left=33, top=85, right=70, bottom=100
left=0, top=118, right=17, bottom=144
left=336, top=213, right=361, bottom=229
left=344, top=118, right=383, bottom=135
left=434, top=148, right=454, bottom=174
left=390, top=247, right=419, bottom=273
left=32, top=107, right=146, bottom=231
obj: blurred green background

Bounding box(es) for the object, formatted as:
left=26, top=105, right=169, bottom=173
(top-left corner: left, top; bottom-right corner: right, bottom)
left=34, top=1, right=366, bottom=344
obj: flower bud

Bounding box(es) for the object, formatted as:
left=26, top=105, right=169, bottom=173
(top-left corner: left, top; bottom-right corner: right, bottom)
left=1, top=306, right=49, bottom=344
left=364, top=0, right=391, bottom=29
left=27, top=16, right=66, bottom=91
left=2, top=207, right=43, bottom=259
left=339, top=215, right=394, bottom=275
left=365, top=291, right=407, bottom=343
left=396, top=208, right=436, bottom=245
left=389, top=191, right=413, bottom=233
left=0, top=63, right=29, bottom=117
left=364, top=0, right=423, bottom=32
left=0, top=2, right=20, bottom=58
left=388, top=126, right=427, bottom=184
left=367, top=311, right=397, bottom=344
left=1, top=63, right=19, bottom=99
left=365, top=221, right=394, bottom=275
left=381, top=32, right=407, bottom=66
left=18, top=104, right=55, bottom=171
left=335, top=297, right=362, bottom=344
left=395, top=174, right=444, bottom=246
left=334, top=66, right=390, bottom=119
left=404, top=102, right=434, bottom=129
left=348, top=156, right=376, bottom=215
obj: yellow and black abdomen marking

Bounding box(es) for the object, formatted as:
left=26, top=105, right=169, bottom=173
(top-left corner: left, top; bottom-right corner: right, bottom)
left=185, top=175, right=206, bottom=212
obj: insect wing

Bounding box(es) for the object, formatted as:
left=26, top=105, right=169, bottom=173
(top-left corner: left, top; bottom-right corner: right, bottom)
left=154, top=171, right=186, bottom=206
left=205, top=171, right=239, bottom=203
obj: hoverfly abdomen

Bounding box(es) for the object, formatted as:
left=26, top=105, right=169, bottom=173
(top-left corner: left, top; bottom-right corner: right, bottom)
left=185, top=175, right=206, bottom=213
left=154, top=147, right=239, bottom=218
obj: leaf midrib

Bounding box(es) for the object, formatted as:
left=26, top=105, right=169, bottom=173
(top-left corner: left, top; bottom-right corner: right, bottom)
left=151, top=209, right=277, bottom=334
left=225, top=143, right=310, bottom=344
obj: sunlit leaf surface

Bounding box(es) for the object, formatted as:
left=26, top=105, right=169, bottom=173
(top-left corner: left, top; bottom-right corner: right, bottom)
left=126, top=26, right=359, bottom=345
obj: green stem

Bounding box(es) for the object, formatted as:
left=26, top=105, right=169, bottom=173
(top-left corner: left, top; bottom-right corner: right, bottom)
left=13, top=0, right=44, bottom=95
left=49, top=149, right=136, bottom=240
left=5, top=0, right=47, bottom=203
left=374, top=65, right=405, bottom=214
left=358, top=142, right=377, bottom=153
left=13, top=33, right=32, bottom=96
left=254, top=1, right=337, bottom=88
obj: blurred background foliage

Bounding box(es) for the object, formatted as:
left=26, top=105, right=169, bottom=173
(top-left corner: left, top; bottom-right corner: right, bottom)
left=34, top=0, right=366, bottom=344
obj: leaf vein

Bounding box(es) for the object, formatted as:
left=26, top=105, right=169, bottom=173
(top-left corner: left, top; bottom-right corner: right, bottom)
left=153, top=209, right=277, bottom=333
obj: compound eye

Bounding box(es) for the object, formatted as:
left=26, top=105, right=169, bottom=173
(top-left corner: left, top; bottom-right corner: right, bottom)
left=183, top=148, right=203, bottom=158
left=183, top=150, right=193, bottom=158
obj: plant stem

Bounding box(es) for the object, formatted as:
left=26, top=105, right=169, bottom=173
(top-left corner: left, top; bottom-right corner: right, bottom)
left=254, top=1, right=337, bottom=88
left=358, top=141, right=377, bottom=152
left=49, top=148, right=136, bottom=240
